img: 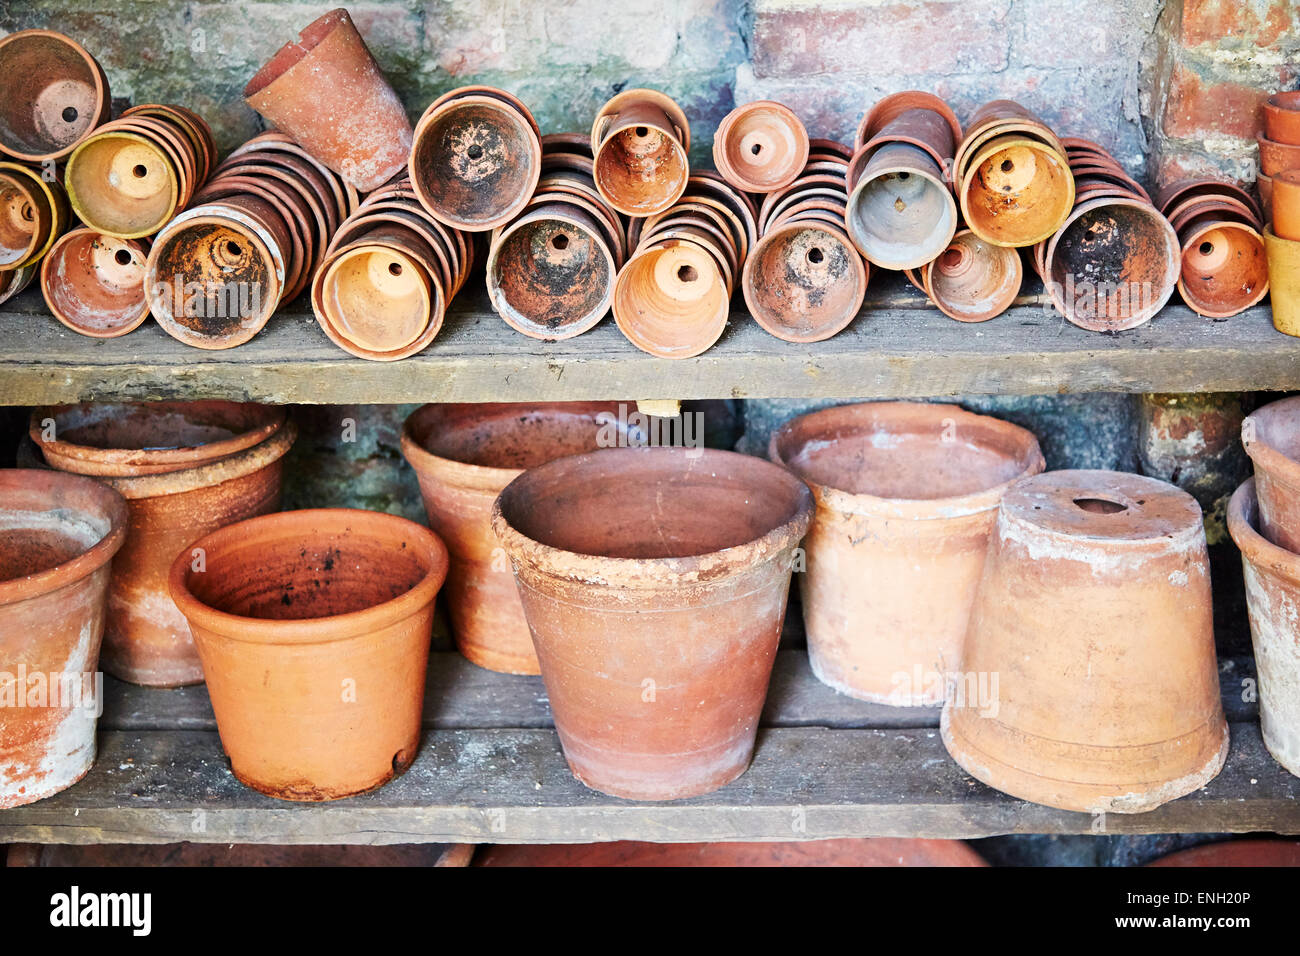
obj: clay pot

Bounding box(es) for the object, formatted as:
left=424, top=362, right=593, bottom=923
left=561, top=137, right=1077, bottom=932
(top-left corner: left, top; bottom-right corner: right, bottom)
left=492, top=447, right=813, bottom=800
left=401, top=402, right=627, bottom=674
left=1043, top=195, right=1180, bottom=331
left=168, top=509, right=449, bottom=800
left=0, top=30, right=110, bottom=162
left=0, top=161, right=71, bottom=272
left=712, top=101, right=809, bottom=194
left=591, top=89, right=690, bottom=217
left=924, top=229, right=1023, bottom=322
left=244, top=9, right=411, bottom=192
left=1157, top=177, right=1263, bottom=224
left=857, top=91, right=962, bottom=154
left=860, top=107, right=959, bottom=178
left=742, top=219, right=867, bottom=342
left=41, top=229, right=150, bottom=338
left=1271, top=169, right=1300, bottom=240
left=1176, top=219, right=1268, bottom=318
left=1257, top=135, right=1300, bottom=178
left=0, top=262, right=38, bottom=304
left=613, top=238, right=730, bottom=358
left=770, top=403, right=1043, bottom=705
left=0, top=469, right=127, bottom=808
left=1264, top=225, right=1300, bottom=336
left=846, top=142, right=957, bottom=269
left=942, top=469, right=1228, bottom=813
left=1228, top=479, right=1300, bottom=778
left=410, top=88, right=542, bottom=232
left=1242, top=395, right=1300, bottom=553
left=960, top=134, right=1074, bottom=248
left=1265, top=91, right=1300, bottom=146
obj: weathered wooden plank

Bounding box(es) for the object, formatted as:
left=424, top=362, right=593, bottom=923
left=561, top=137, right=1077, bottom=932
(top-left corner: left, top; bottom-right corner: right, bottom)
left=0, top=283, right=1294, bottom=406
left=0, top=722, right=1293, bottom=844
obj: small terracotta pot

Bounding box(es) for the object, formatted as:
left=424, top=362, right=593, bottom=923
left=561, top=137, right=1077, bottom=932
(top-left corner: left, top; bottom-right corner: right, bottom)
left=942, top=469, right=1228, bottom=813
left=591, top=89, right=690, bottom=217
left=0, top=161, right=71, bottom=271
left=244, top=9, right=412, bottom=192
left=0, top=30, right=110, bottom=162
left=924, top=229, right=1023, bottom=322
left=960, top=134, right=1074, bottom=248
left=1264, top=225, right=1300, bottom=336
left=1271, top=169, right=1300, bottom=241
left=846, top=142, right=957, bottom=269
left=742, top=219, right=866, bottom=342
left=857, top=92, right=962, bottom=153
left=1242, top=395, right=1300, bottom=553
left=0, top=469, right=127, bottom=808
left=712, top=101, right=809, bottom=194
left=1257, top=135, right=1300, bottom=179
left=492, top=447, right=813, bottom=800
left=65, top=123, right=184, bottom=239
left=41, top=229, right=150, bottom=338
left=613, top=238, right=729, bottom=358
left=1265, top=91, right=1300, bottom=146
left=169, top=509, right=449, bottom=800
left=1176, top=219, right=1268, bottom=318
left=401, top=402, right=626, bottom=674
left=860, top=107, right=959, bottom=178
left=1157, top=177, right=1263, bottom=224
left=1227, top=479, right=1300, bottom=778
left=770, top=402, right=1043, bottom=705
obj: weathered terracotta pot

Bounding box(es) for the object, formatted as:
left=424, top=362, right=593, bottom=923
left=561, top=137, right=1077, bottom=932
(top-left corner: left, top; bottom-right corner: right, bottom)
left=845, top=142, right=956, bottom=269
left=770, top=403, right=1043, bottom=705
left=743, top=219, right=866, bottom=342
left=491, top=447, right=813, bottom=800
left=856, top=91, right=962, bottom=155
left=1228, top=479, right=1300, bottom=778
left=244, top=9, right=412, bottom=192
left=1265, top=91, right=1300, bottom=146
left=1271, top=168, right=1300, bottom=241
left=1157, top=177, right=1263, bottom=224
left=0, top=262, right=38, bottom=304
left=0, top=30, right=110, bottom=162
left=613, top=238, right=729, bottom=358
left=1257, top=135, right=1300, bottom=179
left=712, top=101, right=809, bottom=194
left=0, top=161, right=71, bottom=271
left=41, top=229, right=150, bottom=338
left=1176, top=219, right=1268, bottom=318
left=401, top=402, right=625, bottom=674
left=942, top=469, right=1228, bottom=813
left=0, top=469, right=127, bottom=808
left=1264, top=225, right=1300, bottom=336
left=924, top=229, right=1023, bottom=322
left=591, top=89, right=690, bottom=217
left=960, top=134, right=1074, bottom=248
left=169, top=509, right=449, bottom=800
left=1242, top=395, right=1300, bottom=553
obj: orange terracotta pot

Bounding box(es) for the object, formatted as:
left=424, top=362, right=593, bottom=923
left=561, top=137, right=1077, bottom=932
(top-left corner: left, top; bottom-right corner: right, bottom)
left=712, top=101, right=809, bottom=194
left=0, top=262, right=38, bottom=305
left=924, top=229, right=1023, bottom=322
left=591, top=89, right=690, bottom=217
left=65, top=124, right=183, bottom=240
left=613, top=238, right=729, bottom=358
left=491, top=447, right=813, bottom=800
left=0, top=30, right=110, bottom=162
left=1257, top=135, right=1300, bottom=179
left=1242, top=395, right=1300, bottom=553
left=169, top=509, right=449, bottom=800
left=0, top=469, right=127, bottom=808
left=401, top=402, right=626, bottom=674
left=1271, top=168, right=1300, bottom=241
left=1228, top=479, right=1300, bottom=778
left=41, top=229, right=150, bottom=338
left=960, top=134, right=1074, bottom=248
left=856, top=91, right=962, bottom=154
left=0, top=161, right=71, bottom=272
left=1265, top=91, right=1300, bottom=146
left=244, top=9, right=412, bottom=193
left=476, top=837, right=987, bottom=867
left=742, top=219, right=867, bottom=342
left=1175, top=219, right=1268, bottom=318
left=942, top=469, right=1228, bottom=813
left=770, top=402, right=1043, bottom=705
left=1151, top=839, right=1300, bottom=867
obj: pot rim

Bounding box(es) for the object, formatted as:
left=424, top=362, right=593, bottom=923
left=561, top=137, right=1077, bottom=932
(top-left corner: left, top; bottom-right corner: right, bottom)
left=1243, top=396, right=1300, bottom=489
left=490, top=446, right=814, bottom=588
left=0, top=29, right=111, bottom=162
left=0, top=468, right=128, bottom=607
left=168, top=507, right=449, bottom=645
left=1228, top=477, right=1300, bottom=584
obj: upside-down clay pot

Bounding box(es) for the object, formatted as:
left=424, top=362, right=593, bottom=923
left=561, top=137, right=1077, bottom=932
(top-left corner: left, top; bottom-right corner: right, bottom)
left=942, top=470, right=1229, bottom=813
left=960, top=134, right=1074, bottom=247
left=924, top=230, right=1023, bottom=322
left=742, top=220, right=867, bottom=342
left=613, top=239, right=729, bottom=358
left=40, top=229, right=150, bottom=338
left=491, top=447, right=813, bottom=800
left=0, top=469, right=127, bottom=808
left=591, top=89, right=690, bottom=217
left=244, top=9, right=412, bottom=193
left=770, top=403, right=1044, bottom=705
left=1228, top=479, right=1300, bottom=778
left=1242, top=395, right=1300, bottom=553
left=712, top=101, right=809, bottom=194
left=1176, top=219, right=1268, bottom=318
left=0, top=263, right=38, bottom=305
left=845, top=142, right=957, bottom=269
left=168, top=509, right=449, bottom=800
left=1265, top=91, right=1300, bottom=146
left=0, top=30, right=110, bottom=162
left=1264, top=226, right=1300, bottom=336
left=400, top=402, right=626, bottom=674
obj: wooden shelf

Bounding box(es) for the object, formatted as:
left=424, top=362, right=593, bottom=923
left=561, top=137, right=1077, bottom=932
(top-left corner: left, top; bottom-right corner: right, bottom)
left=0, top=283, right=1292, bottom=407
left=0, top=650, right=1291, bottom=845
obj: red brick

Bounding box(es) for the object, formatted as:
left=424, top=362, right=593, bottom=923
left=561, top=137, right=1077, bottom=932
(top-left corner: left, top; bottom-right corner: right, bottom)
left=1162, top=63, right=1270, bottom=140
left=1181, top=0, right=1292, bottom=49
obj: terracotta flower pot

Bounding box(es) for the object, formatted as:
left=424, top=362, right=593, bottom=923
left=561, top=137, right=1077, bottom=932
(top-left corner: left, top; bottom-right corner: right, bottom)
left=244, top=9, right=412, bottom=193
left=1228, top=479, right=1300, bottom=778
left=770, top=402, right=1043, bottom=705
left=1257, top=135, right=1300, bottom=179
left=0, top=469, right=127, bottom=808
left=960, top=134, right=1074, bottom=248
left=856, top=91, right=962, bottom=154
left=1264, top=225, right=1300, bottom=336
left=742, top=219, right=867, bottom=342
left=1271, top=168, right=1300, bottom=241
left=1265, top=91, right=1300, bottom=146
left=942, top=469, right=1228, bottom=813
left=1176, top=219, right=1268, bottom=318
left=845, top=142, right=957, bottom=269
left=591, top=89, right=690, bottom=217
left=401, top=402, right=627, bottom=674
left=0, top=30, right=110, bottom=162
left=712, top=101, right=809, bottom=194
left=168, top=509, right=450, bottom=800
left=65, top=122, right=189, bottom=239
left=41, top=229, right=151, bottom=338
left=924, top=229, right=1023, bottom=322
left=0, top=161, right=71, bottom=272
left=1157, top=177, right=1263, bottom=224
left=491, top=447, right=813, bottom=800
left=1241, top=395, right=1300, bottom=553
left=0, top=262, right=38, bottom=304
left=1151, top=839, right=1300, bottom=867
left=613, top=238, right=729, bottom=358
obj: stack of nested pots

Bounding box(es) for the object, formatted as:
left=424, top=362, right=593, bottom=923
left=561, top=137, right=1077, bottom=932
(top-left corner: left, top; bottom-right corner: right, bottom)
left=1260, top=96, right=1300, bottom=336
left=742, top=140, right=869, bottom=342
left=1234, top=396, right=1300, bottom=779
left=944, top=469, right=1229, bottom=813
left=0, top=160, right=72, bottom=305
left=143, top=131, right=354, bottom=349
left=614, top=172, right=755, bottom=357
left=311, top=178, right=472, bottom=360
left=903, top=228, right=1024, bottom=323
left=486, top=133, right=627, bottom=340
left=1258, top=91, right=1300, bottom=219
left=30, top=401, right=296, bottom=688
left=770, top=402, right=1044, bottom=705
left=1029, top=138, right=1179, bottom=331
left=712, top=101, right=809, bottom=195
left=1155, top=179, right=1268, bottom=320
left=410, top=86, right=542, bottom=233
left=591, top=89, right=691, bottom=217
left=845, top=92, right=960, bottom=272
left=0, top=469, right=127, bottom=809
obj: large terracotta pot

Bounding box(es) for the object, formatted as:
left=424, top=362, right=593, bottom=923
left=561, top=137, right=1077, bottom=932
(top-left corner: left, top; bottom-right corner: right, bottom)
left=0, top=469, right=127, bottom=808
left=1228, top=479, right=1300, bottom=778
left=770, top=402, right=1043, bottom=705
left=942, top=470, right=1228, bottom=813
left=1242, top=395, right=1300, bottom=553
left=400, top=402, right=626, bottom=674
left=169, top=509, right=449, bottom=800
left=1264, top=225, right=1300, bottom=336
left=491, top=447, right=813, bottom=800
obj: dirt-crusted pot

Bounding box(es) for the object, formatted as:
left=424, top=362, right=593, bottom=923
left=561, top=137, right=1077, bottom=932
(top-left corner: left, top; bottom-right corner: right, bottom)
left=1242, top=395, right=1300, bottom=553
left=1228, top=479, right=1300, bottom=777
left=942, top=470, right=1228, bottom=813
left=742, top=219, right=867, bottom=342
left=169, top=509, right=449, bottom=800
left=591, top=89, right=690, bottom=217
left=770, top=402, right=1044, bottom=705
left=0, top=30, right=110, bottom=162
left=41, top=229, right=150, bottom=338
left=0, top=469, right=127, bottom=808
left=491, top=447, right=813, bottom=800
left=401, top=402, right=626, bottom=674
